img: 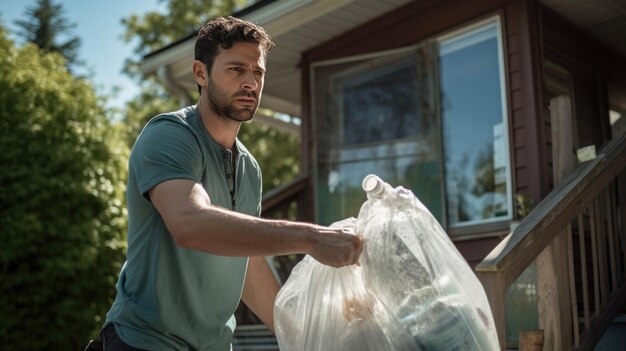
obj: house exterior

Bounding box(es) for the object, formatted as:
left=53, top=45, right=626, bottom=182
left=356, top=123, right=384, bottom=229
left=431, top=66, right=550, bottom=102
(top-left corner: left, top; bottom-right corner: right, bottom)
left=140, top=0, right=626, bottom=349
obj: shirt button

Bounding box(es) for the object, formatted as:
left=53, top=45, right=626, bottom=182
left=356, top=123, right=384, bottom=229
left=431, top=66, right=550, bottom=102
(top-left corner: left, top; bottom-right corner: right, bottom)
left=227, top=173, right=231, bottom=179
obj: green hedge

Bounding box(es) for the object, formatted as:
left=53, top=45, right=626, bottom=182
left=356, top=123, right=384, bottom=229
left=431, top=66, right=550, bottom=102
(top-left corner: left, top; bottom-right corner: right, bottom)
left=0, top=26, right=127, bottom=349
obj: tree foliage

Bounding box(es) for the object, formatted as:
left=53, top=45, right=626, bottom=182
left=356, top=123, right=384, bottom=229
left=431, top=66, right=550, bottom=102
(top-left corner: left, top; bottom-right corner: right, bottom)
left=14, top=0, right=82, bottom=71
left=122, top=0, right=249, bottom=79
left=122, top=81, right=181, bottom=146
left=239, top=120, right=301, bottom=192
left=124, top=0, right=247, bottom=52
left=0, top=25, right=127, bottom=349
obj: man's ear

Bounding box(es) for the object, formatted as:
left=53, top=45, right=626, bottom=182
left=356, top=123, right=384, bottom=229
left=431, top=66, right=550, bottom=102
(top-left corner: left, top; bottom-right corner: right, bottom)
left=192, top=60, right=208, bottom=86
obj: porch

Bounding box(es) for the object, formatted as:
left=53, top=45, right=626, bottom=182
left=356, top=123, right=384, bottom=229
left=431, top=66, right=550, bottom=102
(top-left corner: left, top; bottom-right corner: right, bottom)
left=242, top=96, right=626, bottom=350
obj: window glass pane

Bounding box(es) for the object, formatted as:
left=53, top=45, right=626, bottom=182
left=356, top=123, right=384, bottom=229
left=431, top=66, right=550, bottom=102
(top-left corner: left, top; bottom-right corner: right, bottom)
left=313, top=49, right=443, bottom=225
left=505, top=261, right=539, bottom=345
left=439, top=22, right=510, bottom=226
left=316, top=141, right=444, bottom=224
left=338, top=56, right=424, bottom=145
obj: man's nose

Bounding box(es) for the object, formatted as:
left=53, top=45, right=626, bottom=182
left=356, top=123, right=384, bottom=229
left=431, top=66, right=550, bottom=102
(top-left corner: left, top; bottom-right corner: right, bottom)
left=241, top=71, right=259, bottom=91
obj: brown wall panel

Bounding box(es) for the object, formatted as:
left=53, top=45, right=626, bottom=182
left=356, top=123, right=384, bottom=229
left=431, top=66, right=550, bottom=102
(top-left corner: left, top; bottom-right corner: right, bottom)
left=454, top=236, right=506, bottom=268
left=514, top=145, right=526, bottom=165
left=510, top=71, right=522, bottom=91
left=511, top=90, right=524, bottom=110
left=512, top=109, right=525, bottom=128
left=304, top=0, right=505, bottom=62
left=541, top=5, right=626, bottom=152
left=508, top=33, right=520, bottom=54
left=541, top=7, right=626, bottom=81
left=512, top=0, right=548, bottom=203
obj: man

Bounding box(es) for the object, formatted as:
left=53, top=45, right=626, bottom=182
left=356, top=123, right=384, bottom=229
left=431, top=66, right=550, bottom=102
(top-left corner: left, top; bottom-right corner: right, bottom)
left=99, top=16, right=362, bottom=351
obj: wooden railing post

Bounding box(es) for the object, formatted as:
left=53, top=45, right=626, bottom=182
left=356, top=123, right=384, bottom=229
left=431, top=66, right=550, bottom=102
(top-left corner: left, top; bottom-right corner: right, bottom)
left=476, top=271, right=507, bottom=350
left=477, top=121, right=626, bottom=351
left=536, top=95, right=575, bottom=350
left=520, top=330, right=544, bottom=351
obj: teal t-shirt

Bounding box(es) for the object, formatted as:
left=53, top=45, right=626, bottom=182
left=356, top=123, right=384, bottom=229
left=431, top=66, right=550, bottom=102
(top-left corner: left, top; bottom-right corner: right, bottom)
left=105, top=105, right=262, bottom=350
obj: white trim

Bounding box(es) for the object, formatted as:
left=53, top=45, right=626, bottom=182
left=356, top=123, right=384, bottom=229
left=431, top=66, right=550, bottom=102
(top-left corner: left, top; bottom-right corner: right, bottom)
left=157, top=66, right=192, bottom=107
left=311, top=45, right=416, bottom=69
left=438, top=21, right=498, bottom=55
left=253, top=111, right=301, bottom=137
left=260, top=94, right=301, bottom=116
left=140, top=39, right=195, bottom=75
left=246, top=0, right=355, bottom=37
left=435, top=15, right=502, bottom=43
left=139, top=0, right=354, bottom=76
left=496, top=16, right=515, bottom=228
left=241, top=0, right=315, bottom=24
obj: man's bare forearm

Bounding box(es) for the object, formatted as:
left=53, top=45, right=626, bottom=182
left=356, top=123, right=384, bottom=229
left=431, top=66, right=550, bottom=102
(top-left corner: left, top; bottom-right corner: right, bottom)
left=174, top=204, right=314, bottom=257
left=150, top=179, right=362, bottom=267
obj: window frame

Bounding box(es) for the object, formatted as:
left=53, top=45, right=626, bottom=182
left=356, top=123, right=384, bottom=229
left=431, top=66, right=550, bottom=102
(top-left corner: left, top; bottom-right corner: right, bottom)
left=310, top=15, right=512, bottom=237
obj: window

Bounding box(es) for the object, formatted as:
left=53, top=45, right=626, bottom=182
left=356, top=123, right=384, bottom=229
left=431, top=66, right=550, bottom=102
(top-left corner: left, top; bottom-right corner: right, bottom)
left=312, top=17, right=512, bottom=234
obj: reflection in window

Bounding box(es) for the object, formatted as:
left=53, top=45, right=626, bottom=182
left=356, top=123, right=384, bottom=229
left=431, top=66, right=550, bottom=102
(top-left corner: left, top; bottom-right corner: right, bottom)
left=439, top=21, right=510, bottom=227
left=339, top=56, right=425, bottom=145
left=312, top=18, right=511, bottom=230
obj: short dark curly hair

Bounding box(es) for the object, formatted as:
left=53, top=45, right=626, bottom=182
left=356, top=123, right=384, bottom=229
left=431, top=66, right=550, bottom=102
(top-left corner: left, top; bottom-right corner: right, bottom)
left=194, top=16, right=275, bottom=93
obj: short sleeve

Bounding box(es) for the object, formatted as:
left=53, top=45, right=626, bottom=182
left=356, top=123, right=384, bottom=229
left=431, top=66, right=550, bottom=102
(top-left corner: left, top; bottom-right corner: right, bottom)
left=130, top=117, right=204, bottom=199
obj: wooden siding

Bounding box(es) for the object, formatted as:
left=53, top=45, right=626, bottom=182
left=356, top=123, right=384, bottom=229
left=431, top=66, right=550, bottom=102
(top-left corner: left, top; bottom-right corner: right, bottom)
left=455, top=236, right=505, bottom=268
left=540, top=4, right=626, bottom=87
left=509, top=0, right=551, bottom=203
left=541, top=3, right=626, bottom=153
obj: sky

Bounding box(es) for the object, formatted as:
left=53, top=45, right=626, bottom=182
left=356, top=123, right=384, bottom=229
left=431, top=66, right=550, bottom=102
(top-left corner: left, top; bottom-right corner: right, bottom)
left=0, top=0, right=167, bottom=115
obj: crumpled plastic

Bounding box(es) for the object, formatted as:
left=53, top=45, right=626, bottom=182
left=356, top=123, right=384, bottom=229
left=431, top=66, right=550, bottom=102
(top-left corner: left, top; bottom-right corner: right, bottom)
left=274, top=175, right=499, bottom=350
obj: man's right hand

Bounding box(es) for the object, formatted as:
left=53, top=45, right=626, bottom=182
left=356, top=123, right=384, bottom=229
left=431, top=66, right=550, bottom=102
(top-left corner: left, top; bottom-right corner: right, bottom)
left=305, top=225, right=363, bottom=267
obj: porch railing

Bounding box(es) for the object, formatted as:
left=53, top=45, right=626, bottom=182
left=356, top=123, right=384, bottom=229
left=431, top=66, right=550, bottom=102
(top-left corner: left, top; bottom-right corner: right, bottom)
left=260, top=175, right=309, bottom=284
left=475, top=96, right=626, bottom=350
left=261, top=175, right=308, bottom=221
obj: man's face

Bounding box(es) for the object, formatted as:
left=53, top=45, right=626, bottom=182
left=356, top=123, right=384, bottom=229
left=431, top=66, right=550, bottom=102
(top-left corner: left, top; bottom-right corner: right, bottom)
left=206, top=42, right=266, bottom=122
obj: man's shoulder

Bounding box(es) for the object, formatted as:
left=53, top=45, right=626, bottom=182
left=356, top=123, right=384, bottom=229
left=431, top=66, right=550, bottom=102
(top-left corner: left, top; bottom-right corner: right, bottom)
left=147, top=105, right=198, bottom=129
left=134, top=106, right=200, bottom=142
left=131, top=106, right=204, bottom=156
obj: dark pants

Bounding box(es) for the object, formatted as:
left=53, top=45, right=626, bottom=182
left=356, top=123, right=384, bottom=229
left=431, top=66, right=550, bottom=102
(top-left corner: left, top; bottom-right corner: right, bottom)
left=100, top=324, right=145, bottom=351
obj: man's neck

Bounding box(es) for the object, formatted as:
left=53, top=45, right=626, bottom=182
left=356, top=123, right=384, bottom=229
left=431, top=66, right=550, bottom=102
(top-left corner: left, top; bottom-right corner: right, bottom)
left=196, top=100, right=241, bottom=150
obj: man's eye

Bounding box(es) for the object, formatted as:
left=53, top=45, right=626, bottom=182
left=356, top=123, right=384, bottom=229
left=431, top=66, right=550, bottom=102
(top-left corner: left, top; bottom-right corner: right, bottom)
left=255, top=71, right=264, bottom=76
left=230, top=67, right=242, bottom=72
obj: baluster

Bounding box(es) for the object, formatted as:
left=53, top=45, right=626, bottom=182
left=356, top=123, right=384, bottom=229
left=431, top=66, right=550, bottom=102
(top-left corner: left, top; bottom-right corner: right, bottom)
left=578, top=211, right=590, bottom=332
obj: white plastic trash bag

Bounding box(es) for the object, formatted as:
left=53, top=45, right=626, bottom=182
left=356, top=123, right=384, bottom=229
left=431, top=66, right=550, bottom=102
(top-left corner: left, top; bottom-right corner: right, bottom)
left=274, top=175, right=499, bottom=350
left=273, top=218, right=418, bottom=351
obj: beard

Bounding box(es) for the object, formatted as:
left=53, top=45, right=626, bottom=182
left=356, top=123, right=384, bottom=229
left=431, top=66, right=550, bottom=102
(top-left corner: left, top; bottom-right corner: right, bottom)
left=206, top=77, right=259, bottom=122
